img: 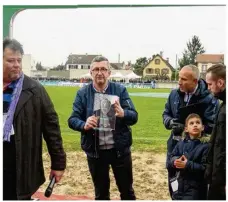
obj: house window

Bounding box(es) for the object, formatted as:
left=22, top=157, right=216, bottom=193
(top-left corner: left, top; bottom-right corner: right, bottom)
left=146, top=68, right=152, bottom=74
left=161, top=68, right=169, bottom=74
left=70, top=64, right=76, bottom=69
left=155, top=59, right=160, bottom=65
left=201, top=65, right=207, bottom=73
left=81, top=65, right=84, bottom=69
left=88, top=65, right=90, bottom=69
left=71, top=65, right=78, bottom=69
left=155, top=68, right=160, bottom=74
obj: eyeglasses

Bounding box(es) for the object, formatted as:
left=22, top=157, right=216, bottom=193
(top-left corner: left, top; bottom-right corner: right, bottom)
left=91, top=68, right=109, bottom=74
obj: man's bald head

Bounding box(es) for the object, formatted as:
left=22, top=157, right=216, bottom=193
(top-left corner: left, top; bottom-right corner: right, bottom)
left=178, top=64, right=199, bottom=93
left=181, top=64, right=200, bottom=80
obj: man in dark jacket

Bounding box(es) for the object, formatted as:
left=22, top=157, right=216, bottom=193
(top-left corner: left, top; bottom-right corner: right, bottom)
left=3, top=38, right=66, bottom=200
left=68, top=56, right=138, bottom=200
left=162, top=64, right=219, bottom=197
left=205, top=63, right=226, bottom=200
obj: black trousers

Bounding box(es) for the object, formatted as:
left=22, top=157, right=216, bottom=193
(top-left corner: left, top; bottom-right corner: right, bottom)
left=207, top=184, right=226, bottom=200
left=87, top=149, right=136, bottom=200
left=3, top=136, right=18, bottom=200
left=3, top=136, right=31, bottom=200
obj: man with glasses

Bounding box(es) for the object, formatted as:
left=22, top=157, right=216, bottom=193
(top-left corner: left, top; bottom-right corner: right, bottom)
left=68, top=56, right=138, bottom=200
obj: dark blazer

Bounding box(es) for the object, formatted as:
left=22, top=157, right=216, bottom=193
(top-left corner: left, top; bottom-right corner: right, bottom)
left=13, top=75, right=66, bottom=199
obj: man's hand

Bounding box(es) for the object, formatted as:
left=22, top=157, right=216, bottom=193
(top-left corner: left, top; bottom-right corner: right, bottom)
left=114, top=100, right=124, bottom=118
left=49, top=170, right=64, bottom=183
left=84, top=115, right=98, bottom=130
left=170, top=119, right=185, bottom=135
left=174, top=155, right=187, bottom=169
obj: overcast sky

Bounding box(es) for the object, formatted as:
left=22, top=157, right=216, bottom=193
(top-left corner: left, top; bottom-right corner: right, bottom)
left=12, top=5, right=226, bottom=68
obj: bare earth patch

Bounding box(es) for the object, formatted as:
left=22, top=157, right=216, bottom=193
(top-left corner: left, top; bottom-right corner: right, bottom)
left=38, top=151, right=170, bottom=200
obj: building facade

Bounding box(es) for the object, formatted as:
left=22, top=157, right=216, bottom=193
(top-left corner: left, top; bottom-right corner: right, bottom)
left=196, top=54, right=224, bottom=79
left=143, top=54, right=175, bottom=80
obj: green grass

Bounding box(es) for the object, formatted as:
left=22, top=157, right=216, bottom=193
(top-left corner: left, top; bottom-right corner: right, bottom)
left=45, top=86, right=170, bottom=153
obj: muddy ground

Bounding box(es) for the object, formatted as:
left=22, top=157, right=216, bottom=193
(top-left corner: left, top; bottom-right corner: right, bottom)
left=39, top=151, right=170, bottom=200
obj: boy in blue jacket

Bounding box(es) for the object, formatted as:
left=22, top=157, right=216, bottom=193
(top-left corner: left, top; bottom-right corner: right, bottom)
left=167, top=113, right=209, bottom=200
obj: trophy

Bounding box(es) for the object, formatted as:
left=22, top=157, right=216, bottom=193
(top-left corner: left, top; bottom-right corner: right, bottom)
left=100, top=98, right=111, bottom=128
left=101, top=98, right=111, bottom=116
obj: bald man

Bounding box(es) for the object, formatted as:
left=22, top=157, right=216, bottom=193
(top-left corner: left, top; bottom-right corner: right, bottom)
left=162, top=64, right=219, bottom=198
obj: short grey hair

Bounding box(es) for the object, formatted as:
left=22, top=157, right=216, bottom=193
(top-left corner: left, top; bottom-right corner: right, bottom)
left=91, top=56, right=111, bottom=69
left=182, top=64, right=200, bottom=80
left=3, top=37, right=24, bottom=55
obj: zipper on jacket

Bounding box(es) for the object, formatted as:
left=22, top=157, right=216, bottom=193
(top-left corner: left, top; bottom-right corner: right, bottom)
left=117, top=150, right=121, bottom=158
left=127, top=100, right=131, bottom=110
left=94, top=131, right=98, bottom=158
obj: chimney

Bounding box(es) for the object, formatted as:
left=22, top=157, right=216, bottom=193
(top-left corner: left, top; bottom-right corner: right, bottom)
left=160, top=51, right=163, bottom=57
left=166, top=58, right=169, bottom=63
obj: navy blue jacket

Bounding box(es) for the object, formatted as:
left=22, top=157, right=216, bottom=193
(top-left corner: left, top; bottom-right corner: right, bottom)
left=68, top=82, right=138, bottom=158
left=167, top=136, right=209, bottom=200
left=163, top=79, right=219, bottom=137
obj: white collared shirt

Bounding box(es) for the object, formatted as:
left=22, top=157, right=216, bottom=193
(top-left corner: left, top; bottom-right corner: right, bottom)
left=93, top=82, right=109, bottom=93
left=184, top=84, right=198, bottom=105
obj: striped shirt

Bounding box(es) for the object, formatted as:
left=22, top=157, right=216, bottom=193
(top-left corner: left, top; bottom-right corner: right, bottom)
left=3, top=80, right=18, bottom=138
left=184, top=84, right=198, bottom=105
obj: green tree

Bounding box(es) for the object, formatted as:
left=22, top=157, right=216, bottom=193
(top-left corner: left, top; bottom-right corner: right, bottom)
left=36, top=62, right=45, bottom=71
left=178, top=35, right=206, bottom=68
left=53, top=63, right=65, bottom=70
left=133, top=57, right=149, bottom=76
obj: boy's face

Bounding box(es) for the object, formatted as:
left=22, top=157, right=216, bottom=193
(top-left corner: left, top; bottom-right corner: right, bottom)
left=185, top=117, right=204, bottom=138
